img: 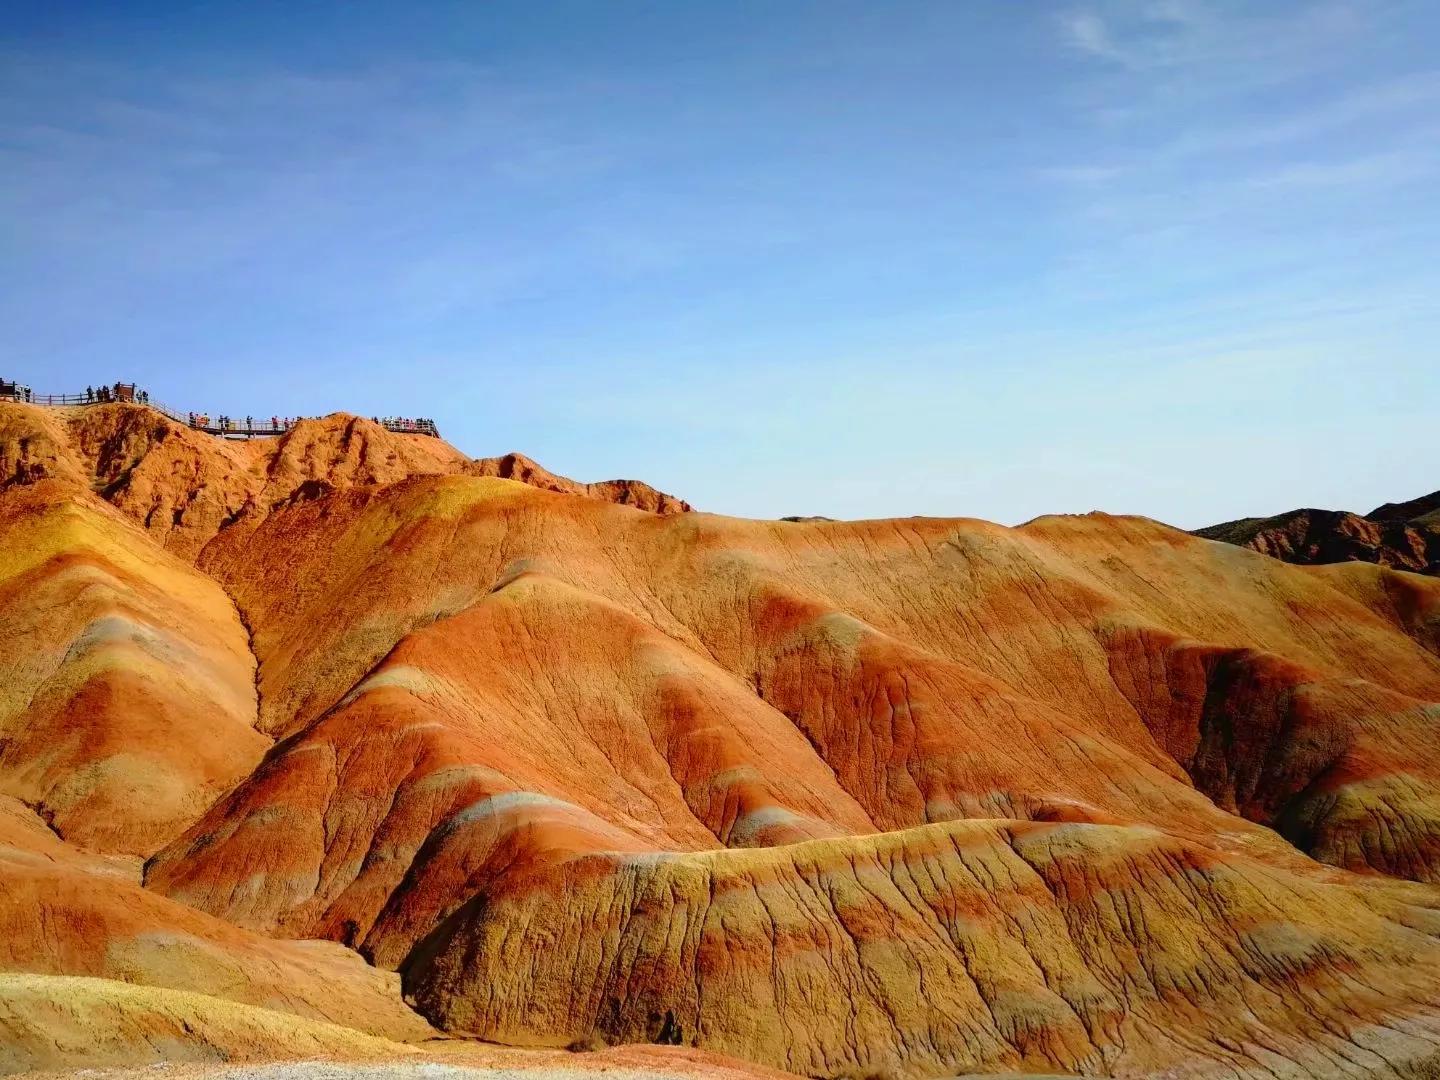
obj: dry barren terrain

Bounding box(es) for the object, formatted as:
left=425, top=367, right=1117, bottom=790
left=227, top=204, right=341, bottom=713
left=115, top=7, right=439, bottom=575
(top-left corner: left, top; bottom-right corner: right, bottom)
left=4, top=401, right=1440, bottom=1079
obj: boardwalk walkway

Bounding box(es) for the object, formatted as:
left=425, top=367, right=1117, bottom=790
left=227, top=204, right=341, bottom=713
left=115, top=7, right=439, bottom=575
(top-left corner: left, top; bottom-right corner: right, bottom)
left=2, top=382, right=440, bottom=439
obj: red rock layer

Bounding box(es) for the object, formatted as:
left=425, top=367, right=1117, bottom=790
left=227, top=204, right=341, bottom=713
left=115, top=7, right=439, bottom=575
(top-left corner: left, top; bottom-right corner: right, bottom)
left=0, top=401, right=691, bottom=561
left=5, top=397, right=1440, bottom=1078
left=467, top=451, right=692, bottom=514
left=410, top=818, right=1440, bottom=1078
left=0, top=482, right=264, bottom=856
left=0, top=791, right=432, bottom=1050
left=137, top=476, right=1440, bottom=1075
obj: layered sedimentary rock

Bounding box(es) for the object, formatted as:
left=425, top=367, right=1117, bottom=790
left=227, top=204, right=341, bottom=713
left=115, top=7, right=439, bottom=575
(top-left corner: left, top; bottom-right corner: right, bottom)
left=0, top=786, right=431, bottom=1072
left=146, top=560, right=875, bottom=965
left=0, top=481, right=264, bottom=856
left=0, top=403, right=89, bottom=489
left=412, top=818, right=1440, bottom=1078
left=0, top=832, right=433, bottom=1043
left=0, top=976, right=421, bottom=1076
left=0, top=675, right=431, bottom=1047
left=468, top=451, right=692, bottom=514
left=144, top=472, right=1440, bottom=1075
left=1198, top=489, right=1440, bottom=576
left=0, top=402, right=689, bottom=561
left=5, top=399, right=1440, bottom=1078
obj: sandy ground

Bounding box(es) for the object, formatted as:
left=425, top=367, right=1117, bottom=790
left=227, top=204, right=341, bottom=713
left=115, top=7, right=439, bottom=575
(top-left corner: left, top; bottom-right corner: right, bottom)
left=9, top=1066, right=1082, bottom=1080
left=6, top=1042, right=813, bottom=1080
left=31, top=1065, right=708, bottom=1080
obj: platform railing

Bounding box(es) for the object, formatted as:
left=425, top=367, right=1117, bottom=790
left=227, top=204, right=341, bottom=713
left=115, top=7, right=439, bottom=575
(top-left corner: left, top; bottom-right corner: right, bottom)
left=8, top=392, right=93, bottom=405
left=2, top=387, right=441, bottom=438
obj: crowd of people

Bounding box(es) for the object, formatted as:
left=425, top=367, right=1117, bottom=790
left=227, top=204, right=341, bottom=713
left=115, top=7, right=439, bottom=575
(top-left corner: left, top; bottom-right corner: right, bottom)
left=375, top=416, right=438, bottom=433
left=184, top=413, right=438, bottom=436
left=2, top=380, right=153, bottom=405
left=84, top=384, right=150, bottom=404
left=4, top=378, right=438, bottom=438
left=186, top=413, right=292, bottom=432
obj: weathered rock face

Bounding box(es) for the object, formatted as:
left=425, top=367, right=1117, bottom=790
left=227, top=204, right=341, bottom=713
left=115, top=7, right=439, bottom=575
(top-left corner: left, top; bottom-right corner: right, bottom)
left=145, top=564, right=875, bottom=965
left=467, top=451, right=692, bottom=514
left=0, top=404, right=88, bottom=489
left=0, top=795, right=433, bottom=1044
left=410, top=819, right=1440, bottom=1079
left=0, top=976, right=421, bottom=1076
left=4, top=399, right=1440, bottom=1078
left=62, top=403, right=266, bottom=560
left=1197, top=489, right=1440, bottom=576
left=143, top=476, right=1440, bottom=1076
left=0, top=482, right=264, bottom=856
left=0, top=402, right=691, bottom=561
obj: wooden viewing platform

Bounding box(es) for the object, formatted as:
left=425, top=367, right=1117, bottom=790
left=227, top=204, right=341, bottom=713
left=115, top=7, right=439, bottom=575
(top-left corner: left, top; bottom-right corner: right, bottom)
left=1, top=379, right=440, bottom=439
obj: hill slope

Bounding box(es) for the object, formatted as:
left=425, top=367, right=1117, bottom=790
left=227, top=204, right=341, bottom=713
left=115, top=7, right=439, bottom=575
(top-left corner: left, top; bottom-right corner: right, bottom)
left=0, top=402, right=689, bottom=560
left=3, top=400, right=1440, bottom=1079
left=1197, top=488, right=1440, bottom=576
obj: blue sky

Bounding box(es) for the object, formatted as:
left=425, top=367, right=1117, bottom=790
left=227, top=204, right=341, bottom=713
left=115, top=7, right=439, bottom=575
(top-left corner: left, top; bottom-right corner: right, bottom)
left=3, top=1, right=1436, bottom=526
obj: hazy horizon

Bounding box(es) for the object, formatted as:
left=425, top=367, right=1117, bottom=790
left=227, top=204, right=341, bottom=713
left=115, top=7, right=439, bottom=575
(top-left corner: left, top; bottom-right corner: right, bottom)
left=4, top=1, right=1437, bottom=528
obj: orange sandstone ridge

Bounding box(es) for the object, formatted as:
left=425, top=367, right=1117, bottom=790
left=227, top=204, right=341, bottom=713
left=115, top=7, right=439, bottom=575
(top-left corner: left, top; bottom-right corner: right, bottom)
left=2, top=398, right=1440, bottom=1079
left=0, top=403, right=690, bottom=561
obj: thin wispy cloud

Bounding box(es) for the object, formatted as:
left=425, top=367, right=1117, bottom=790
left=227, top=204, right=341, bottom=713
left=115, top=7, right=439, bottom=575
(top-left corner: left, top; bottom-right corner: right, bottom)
left=1057, top=0, right=1382, bottom=110
left=1043, top=1, right=1438, bottom=261
left=1057, top=0, right=1222, bottom=70
left=1164, top=70, right=1440, bottom=158
left=1245, top=144, right=1440, bottom=190
left=1035, top=164, right=1127, bottom=185
left=1058, top=11, right=1128, bottom=64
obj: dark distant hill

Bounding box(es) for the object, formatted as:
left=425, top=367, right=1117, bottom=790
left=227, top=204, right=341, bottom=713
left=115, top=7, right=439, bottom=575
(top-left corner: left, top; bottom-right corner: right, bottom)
left=1368, top=489, right=1440, bottom=524
left=1196, top=489, right=1440, bottom=576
